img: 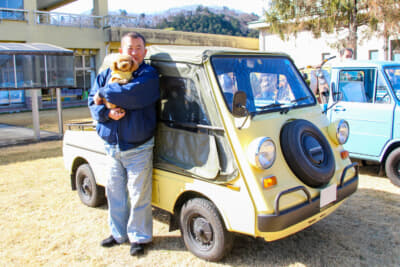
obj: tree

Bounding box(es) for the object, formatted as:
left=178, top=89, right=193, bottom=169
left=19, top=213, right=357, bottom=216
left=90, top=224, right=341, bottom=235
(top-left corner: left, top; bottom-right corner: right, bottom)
left=264, top=0, right=400, bottom=59
left=366, top=0, right=400, bottom=60
left=155, top=5, right=258, bottom=37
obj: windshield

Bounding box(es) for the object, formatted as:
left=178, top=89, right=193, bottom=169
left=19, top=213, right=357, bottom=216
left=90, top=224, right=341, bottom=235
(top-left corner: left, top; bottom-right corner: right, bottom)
left=384, top=66, right=400, bottom=99
left=211, top=56, right=315, bottom=114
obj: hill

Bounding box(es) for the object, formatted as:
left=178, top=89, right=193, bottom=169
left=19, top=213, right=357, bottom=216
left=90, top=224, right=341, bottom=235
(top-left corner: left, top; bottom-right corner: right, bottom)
left=111, top=5, right=259, bottom=37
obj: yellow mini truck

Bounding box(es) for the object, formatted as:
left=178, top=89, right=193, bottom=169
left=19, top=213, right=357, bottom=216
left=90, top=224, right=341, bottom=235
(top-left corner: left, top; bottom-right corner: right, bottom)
left=63, top=46, right=358, bottom=261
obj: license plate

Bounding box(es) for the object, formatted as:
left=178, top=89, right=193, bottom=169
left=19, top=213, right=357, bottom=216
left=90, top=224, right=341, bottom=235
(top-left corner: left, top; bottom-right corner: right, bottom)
left=320, top=184, right=337, bottom=208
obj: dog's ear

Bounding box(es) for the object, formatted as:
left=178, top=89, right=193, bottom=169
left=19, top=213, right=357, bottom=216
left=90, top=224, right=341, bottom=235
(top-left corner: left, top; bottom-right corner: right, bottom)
left=110, top=60, right=117, bottom=71
left=129, top=59, right=138, bottom=73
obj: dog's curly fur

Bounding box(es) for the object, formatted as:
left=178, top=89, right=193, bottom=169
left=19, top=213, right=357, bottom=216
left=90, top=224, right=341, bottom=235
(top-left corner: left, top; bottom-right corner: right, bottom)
left=95, top=54, right=138, bottom=111
left=109, top=54, right=138, bottom=84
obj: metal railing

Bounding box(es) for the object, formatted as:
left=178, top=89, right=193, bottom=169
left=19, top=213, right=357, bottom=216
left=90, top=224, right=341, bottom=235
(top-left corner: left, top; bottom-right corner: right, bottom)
left=35, top=11, right=102, bottom=28
left=34, top=11, right=140, bottom=28
left=0, top=7, right=28, bottom=21
left=2, top=8, right=141, bottom=29
left=102, top=15, right=139, bottom=28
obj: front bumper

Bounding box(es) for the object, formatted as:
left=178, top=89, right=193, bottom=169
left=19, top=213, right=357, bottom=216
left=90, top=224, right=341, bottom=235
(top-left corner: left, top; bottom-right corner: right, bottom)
left=258, top=162, right=358, bottom=232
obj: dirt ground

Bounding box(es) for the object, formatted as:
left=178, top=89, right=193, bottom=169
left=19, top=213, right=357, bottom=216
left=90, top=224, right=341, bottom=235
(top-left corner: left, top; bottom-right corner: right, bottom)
left=0, top=140, right=399, bottom=267
left=0, top=107, right=399, bottom=266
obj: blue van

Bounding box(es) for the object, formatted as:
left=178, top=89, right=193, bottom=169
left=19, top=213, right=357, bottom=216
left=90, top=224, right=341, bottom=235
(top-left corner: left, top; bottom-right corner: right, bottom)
left=323, top=60, right=400, bottom=187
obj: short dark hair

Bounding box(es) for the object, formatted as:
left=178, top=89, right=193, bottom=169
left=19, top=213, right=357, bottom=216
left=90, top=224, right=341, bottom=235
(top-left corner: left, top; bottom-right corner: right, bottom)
left=340, top=47, right=353, bottom=56
left=121, top=32, right=146, bottom=46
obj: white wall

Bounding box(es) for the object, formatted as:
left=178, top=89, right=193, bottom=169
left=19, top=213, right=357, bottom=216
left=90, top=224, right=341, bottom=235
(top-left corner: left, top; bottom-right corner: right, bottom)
left=259, top=26, right=388, bottom=68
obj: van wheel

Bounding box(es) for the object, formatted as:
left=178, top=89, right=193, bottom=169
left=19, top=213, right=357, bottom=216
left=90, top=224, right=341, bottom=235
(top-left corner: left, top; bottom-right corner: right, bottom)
left=75, top=164, right=106, bottom=207
left=384, top=148, right=400, bottom=187
left=179, top=198, right=234, bottom=262
left=280, top=119, right=335, bottom=187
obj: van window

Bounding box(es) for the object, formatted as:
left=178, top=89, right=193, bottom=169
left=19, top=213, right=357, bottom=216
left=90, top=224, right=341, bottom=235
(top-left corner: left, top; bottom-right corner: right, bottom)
left=338, top=69, right=375, bottom=102
left=159, top=76, right=209, bottom=126
left=155, top=76, right=226, bottom=180
left=376, top=71, right=391, bottom=104
left=211, top=56, right=314, bottom=114
left=384, top=66, right=400, bottom=99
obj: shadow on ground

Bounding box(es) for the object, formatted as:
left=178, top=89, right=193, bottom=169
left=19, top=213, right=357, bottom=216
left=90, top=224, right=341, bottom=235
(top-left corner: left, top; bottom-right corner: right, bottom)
left=149, top=187, right=399, bottom=266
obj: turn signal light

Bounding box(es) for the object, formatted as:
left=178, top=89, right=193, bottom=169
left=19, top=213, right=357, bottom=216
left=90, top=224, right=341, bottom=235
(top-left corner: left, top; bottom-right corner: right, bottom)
left=340, top=150, right=349, bottom=159
left=263, top=176, right=277, bottom=189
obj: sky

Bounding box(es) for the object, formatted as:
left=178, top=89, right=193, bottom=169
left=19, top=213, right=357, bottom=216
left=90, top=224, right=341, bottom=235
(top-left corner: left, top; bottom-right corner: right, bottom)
left=54, top=0, right=266, bottom=16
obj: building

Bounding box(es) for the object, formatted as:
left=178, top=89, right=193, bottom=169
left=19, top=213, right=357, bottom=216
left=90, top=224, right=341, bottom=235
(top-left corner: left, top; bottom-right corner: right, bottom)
left=249, top=20, right=400, bottom=69
left=0, top=0, right=259, bottom=112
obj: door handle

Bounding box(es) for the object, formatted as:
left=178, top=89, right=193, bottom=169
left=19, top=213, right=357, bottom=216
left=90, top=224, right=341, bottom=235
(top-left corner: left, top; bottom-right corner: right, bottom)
left=334, top=106, right=346, bottom=112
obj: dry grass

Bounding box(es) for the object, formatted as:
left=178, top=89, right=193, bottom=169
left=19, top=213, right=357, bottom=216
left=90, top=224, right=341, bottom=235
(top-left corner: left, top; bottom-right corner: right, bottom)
left=0, top=109, right=399, bottom=266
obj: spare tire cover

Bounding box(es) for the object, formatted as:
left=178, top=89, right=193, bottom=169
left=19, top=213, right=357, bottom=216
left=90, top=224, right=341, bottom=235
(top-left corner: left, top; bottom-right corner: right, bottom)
left=280, top=119, right=335, bottom=187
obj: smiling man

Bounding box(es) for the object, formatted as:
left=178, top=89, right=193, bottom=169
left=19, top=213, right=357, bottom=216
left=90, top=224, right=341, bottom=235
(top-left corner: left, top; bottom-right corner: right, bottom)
left=88, top=32, right=160, bottom=256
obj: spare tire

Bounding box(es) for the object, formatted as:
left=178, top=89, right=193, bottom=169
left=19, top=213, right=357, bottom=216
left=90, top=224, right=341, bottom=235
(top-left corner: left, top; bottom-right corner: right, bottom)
left=280, top=119, right=335, bottom=187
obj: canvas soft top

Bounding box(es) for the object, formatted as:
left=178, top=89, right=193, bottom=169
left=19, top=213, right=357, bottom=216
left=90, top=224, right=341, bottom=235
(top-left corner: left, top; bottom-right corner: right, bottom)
left=145, top=45, right=288, bottom=64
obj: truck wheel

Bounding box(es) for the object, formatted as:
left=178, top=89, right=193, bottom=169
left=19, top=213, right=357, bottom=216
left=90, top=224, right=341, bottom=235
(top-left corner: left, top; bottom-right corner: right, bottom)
left=179, top=198, right=234, bottom=262
left=280, top=119, right=335, bottom=187
left=384, top=148, right=400, bottom=187
left=75, top=164, right=106, bottom=207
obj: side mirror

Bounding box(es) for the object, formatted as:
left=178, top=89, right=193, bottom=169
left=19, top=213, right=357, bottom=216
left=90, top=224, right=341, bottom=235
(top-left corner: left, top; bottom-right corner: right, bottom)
left=232, top=91, right=248, bottom=117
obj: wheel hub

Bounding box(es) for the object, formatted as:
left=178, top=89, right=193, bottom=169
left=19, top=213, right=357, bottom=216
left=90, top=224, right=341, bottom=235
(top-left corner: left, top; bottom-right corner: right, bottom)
left=302, top=134, right=324, bottom=165
left=192, top=217, right=213, bottom=244
left=81, top=177, right=92, bottom=196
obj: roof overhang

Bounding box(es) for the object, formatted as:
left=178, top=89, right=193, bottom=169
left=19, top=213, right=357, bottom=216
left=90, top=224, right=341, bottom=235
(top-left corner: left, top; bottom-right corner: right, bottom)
left=0, top=43, right=73, bottom=55
left=248, top=19, right=269, bottom=30
left=36, top=0, right=77, bottom=11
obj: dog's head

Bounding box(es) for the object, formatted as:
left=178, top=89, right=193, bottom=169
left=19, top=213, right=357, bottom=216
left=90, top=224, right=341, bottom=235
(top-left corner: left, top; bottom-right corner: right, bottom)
left=111, top=55, right=138, bottom=73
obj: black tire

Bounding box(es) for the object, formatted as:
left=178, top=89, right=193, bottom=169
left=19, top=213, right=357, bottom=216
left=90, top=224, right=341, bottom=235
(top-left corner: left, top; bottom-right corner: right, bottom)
left=75, top=164, right=106, bottom=207
left=179, top=198, right=234, bottom=262
left=384, top=148, right=400, bottom=187
left=280, top=119, right=335, bottom=187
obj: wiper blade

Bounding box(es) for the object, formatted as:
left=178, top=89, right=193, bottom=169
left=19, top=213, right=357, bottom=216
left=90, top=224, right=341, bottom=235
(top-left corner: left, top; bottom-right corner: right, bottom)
left=290, top=95, right=312, bottom=103
left=257, top=102, right=286, bottom=111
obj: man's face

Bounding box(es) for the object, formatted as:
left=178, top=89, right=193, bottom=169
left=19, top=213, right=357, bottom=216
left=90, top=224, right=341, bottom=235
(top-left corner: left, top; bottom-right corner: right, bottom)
left=119, top=36, right=147, bottom=65
left=343, top=50, right=353, bottom=59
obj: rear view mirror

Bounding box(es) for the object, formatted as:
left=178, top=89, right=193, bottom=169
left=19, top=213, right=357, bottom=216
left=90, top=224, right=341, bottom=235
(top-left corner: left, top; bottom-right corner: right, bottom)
left=232, top=91, right=248, bottom=117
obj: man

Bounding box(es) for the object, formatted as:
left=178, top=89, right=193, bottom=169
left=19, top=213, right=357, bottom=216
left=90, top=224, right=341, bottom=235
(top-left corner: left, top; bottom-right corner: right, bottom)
left=340, top=47, right=354, bottom=60
left=88, top=32, right=160, bottom=256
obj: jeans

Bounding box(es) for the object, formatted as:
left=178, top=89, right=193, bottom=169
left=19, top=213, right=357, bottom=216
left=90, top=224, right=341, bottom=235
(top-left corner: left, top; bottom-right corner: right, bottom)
left=104, top=138, right=154, bottom=244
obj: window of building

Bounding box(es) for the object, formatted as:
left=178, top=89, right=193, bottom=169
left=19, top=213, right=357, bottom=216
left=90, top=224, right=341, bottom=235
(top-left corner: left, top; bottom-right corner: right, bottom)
left=393, top=51, right=400, bottom=62
left=0, top=54, right=26, bottom=106
left=74, top=54, right=96, bottom=100
left=369, top=50, right=379, bottom=60
left=0, top=0, right=24, bottom=20
left=322, top=53, right=331, bottom=61
left=43, top=53, right=96, bottom=104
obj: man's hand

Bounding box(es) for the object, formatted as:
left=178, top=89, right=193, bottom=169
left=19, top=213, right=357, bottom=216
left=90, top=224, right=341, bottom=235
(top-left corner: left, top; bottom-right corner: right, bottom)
left=108, top=107, right=126, bottom=120
left=94, top=92, right=103, bottom=105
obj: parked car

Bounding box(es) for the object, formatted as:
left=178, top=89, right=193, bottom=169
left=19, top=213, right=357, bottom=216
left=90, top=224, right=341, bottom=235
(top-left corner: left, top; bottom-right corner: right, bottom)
left=320, top=60, right=400, bottom=187
left=63, top=46, right=358, bottom=261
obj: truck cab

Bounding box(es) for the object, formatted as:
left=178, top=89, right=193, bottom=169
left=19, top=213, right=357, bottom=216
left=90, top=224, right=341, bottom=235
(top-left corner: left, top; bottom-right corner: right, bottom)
left=323, top=60, right=400, bottom=187
left=63, top=46, right=358, bottom=261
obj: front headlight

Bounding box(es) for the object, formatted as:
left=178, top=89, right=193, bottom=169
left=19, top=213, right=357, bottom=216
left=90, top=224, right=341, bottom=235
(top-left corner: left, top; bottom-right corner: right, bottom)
left=247, top=137, right=276, bottom=169
left=337, top=120, right=349, bottom=144
left=328, top=119, right=349, bottom=145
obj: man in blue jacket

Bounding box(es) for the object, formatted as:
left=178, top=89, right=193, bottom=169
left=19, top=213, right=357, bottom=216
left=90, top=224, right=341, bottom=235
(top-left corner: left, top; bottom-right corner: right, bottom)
left=88, top=32, right=159, bottom=256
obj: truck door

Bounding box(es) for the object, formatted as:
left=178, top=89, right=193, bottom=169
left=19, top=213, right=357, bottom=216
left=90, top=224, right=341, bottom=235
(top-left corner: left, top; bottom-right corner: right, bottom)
left=330, top=68, right=394, bottom=158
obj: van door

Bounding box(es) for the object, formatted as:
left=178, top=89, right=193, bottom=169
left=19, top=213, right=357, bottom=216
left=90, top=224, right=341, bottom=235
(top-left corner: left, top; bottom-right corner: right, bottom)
left=330, top=68, right=395, bottom=158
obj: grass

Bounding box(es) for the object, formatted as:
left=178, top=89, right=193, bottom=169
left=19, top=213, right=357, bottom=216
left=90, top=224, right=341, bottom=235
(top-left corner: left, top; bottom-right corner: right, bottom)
left=0, top=108, right=399, bottom=266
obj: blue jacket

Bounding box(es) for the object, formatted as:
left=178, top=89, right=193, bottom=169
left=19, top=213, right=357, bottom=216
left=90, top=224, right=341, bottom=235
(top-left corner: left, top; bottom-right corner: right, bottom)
left=88, top=62, right=160, bottom=150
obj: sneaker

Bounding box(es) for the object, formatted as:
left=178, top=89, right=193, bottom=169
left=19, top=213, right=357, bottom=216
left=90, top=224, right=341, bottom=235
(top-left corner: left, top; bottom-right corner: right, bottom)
left=101, top=235, right=119, bottom=247
left=130, top=243, right=144, bottom=256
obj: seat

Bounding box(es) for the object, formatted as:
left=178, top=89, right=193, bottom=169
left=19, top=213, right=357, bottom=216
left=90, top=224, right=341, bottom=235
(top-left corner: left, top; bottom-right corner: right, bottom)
left=340, top=81, right=368, bottom=102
